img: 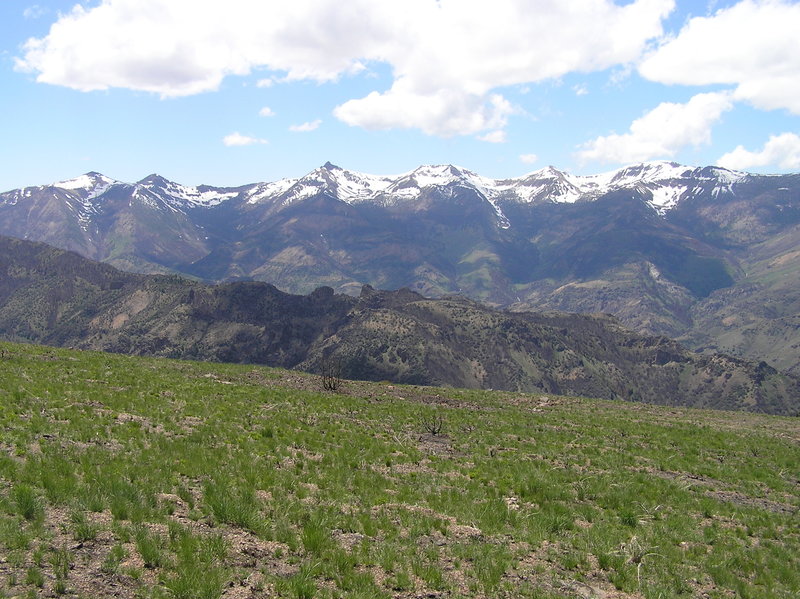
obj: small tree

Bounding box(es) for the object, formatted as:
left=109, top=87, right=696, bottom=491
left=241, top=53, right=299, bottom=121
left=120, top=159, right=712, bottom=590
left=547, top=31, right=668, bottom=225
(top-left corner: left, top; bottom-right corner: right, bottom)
left=421, top=412, right=445, bottom=436
left=320, top=355, right=343, bottom=392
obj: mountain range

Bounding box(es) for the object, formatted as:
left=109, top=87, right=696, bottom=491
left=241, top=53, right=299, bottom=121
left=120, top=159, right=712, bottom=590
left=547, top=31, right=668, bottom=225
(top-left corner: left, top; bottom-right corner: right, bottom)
left=2, top=161, right=799, bottom=374
left=1, top=235, right=797, bottom=415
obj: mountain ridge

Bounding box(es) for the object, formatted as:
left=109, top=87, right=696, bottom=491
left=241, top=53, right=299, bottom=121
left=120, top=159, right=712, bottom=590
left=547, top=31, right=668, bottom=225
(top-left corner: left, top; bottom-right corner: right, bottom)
left=7, top=160, right=750, bottom=215
left=2, top=162, right=799, bottom=376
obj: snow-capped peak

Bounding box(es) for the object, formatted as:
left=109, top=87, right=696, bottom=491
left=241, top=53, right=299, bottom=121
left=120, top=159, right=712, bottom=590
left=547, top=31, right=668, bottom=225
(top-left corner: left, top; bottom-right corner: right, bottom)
left=14, top=161, right=757, bottom=222
left=237, top=160, right=751, bottom=221
left=405, top=164, right=468, bottom=187
left=478, top=161, right=750, bottom=212
left=54, top=172, right=118, bottom=195
left=248, top=162, right=399, bottom=206
left=531, top=165, right=567, bottom=178
left=315, top=163, right=396, bottom=201
left=597, top=161, right=748, bottom=213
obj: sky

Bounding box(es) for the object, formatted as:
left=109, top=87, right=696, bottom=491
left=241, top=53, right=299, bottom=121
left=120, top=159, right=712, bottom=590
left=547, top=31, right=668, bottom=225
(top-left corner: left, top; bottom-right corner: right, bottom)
left=1, top=0, right=799, bottom=191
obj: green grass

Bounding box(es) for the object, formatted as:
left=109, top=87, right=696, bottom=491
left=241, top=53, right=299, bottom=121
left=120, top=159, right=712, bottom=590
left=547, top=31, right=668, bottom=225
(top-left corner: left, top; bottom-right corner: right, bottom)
left=0, top=340, right=798, bottom=598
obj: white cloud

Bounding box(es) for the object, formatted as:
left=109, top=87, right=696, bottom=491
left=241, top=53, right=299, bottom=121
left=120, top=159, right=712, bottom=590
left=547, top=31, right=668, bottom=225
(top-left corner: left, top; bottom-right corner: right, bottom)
left=608, top=64, right=634, bottom=87
left=258, top=106, right=275, bottom=117
left=640, top=0, right=800, bottom=114
left=335, top=0, right=673, bottom=136
left=335, top=86, right=516, bottom=137
left=222, top=132, right=267, bottom=146
left=255, top=78, right=275, bottom=88
left=23, top=5, right=47, bottom=19
left=573, top=84, right=588, bottom=96
left=15, top=0, right=675, bottom=137
left=717, top=133, right=800, bottom=171
left=519, top=153, right=538, bottom=165
left=576, top=91, right=733, bottom=164
left=477, top=130, right=506, bottom=143
left=15, top=0, right=390, bottom=97
left=289, top=119, right=321, bottom=132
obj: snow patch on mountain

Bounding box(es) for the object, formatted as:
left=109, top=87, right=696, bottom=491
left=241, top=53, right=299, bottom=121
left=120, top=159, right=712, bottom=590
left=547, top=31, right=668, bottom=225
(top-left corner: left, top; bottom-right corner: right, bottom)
left=131, top=186, right=161, bottom=210
left=697, top=166, right=748, bottom=185
left=606, top=161, right=690, bottom=187
left=327, top=166, right=395, bottom=201
left=74, top=197, right=99, bottom=231
left=0, top=188, right=29, bottom=206
left=137, top=176, right=239, bottom=209
left=649, top=185, right=688, bottom=213
left=164, top=184, right=238, bottom=208
left=245, top=178, right=297, bottom=204
left=282, top=182, right=325, bottom=204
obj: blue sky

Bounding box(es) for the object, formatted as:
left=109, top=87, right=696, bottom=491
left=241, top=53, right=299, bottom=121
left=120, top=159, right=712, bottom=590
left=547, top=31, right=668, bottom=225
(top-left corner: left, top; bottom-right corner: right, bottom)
left=1, top=0, right=799, bottom=191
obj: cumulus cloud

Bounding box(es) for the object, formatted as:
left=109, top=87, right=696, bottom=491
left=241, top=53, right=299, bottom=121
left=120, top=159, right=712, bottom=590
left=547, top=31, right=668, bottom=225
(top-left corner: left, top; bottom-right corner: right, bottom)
left=258, top=106, right=275, bottom=117
left=15, top=0, right=393, bottom=97
left=335, top=86, right=515, bottom=137
left=640, top=0, right=800, bottom=114
left=15, top=0, right=675, bottom=137
left=576, top=91, right=733, bottom=164
left=717, top=133, right=800, bottom=171
left=222, top=132, right=267, bottom=146
left=335, top=0, right=673, bottom=136
left=519, top=153, right=539, bottom=165
left=289, top=119, right=321, bottom=132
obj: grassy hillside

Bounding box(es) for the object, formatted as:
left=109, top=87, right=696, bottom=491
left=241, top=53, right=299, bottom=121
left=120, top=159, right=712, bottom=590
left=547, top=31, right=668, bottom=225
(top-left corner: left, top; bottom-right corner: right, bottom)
left=0, top=341, right=798, bottom=598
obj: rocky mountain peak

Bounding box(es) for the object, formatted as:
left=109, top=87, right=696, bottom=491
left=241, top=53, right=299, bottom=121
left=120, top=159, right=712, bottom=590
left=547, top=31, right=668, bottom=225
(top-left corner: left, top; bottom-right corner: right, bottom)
left=137, top=173, right=171, bottom=187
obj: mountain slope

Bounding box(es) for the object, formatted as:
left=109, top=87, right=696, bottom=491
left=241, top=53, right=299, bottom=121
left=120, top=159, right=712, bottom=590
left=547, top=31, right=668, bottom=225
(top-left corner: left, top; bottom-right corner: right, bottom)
left=2, top=163, right=800, bottom=374
left=2, top=341, right=798, bottom=598
left=0, top=235, right=797, bottom=415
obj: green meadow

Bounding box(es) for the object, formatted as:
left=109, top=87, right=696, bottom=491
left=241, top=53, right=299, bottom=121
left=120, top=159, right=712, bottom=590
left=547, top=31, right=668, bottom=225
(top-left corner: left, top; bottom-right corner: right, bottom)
left=0, top=340, right=798, bottom=598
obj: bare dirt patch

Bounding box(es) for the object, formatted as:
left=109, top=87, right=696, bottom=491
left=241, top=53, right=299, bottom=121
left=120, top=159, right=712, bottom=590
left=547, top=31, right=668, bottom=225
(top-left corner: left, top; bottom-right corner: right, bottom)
left=705, top=490, right=796, bottom=515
